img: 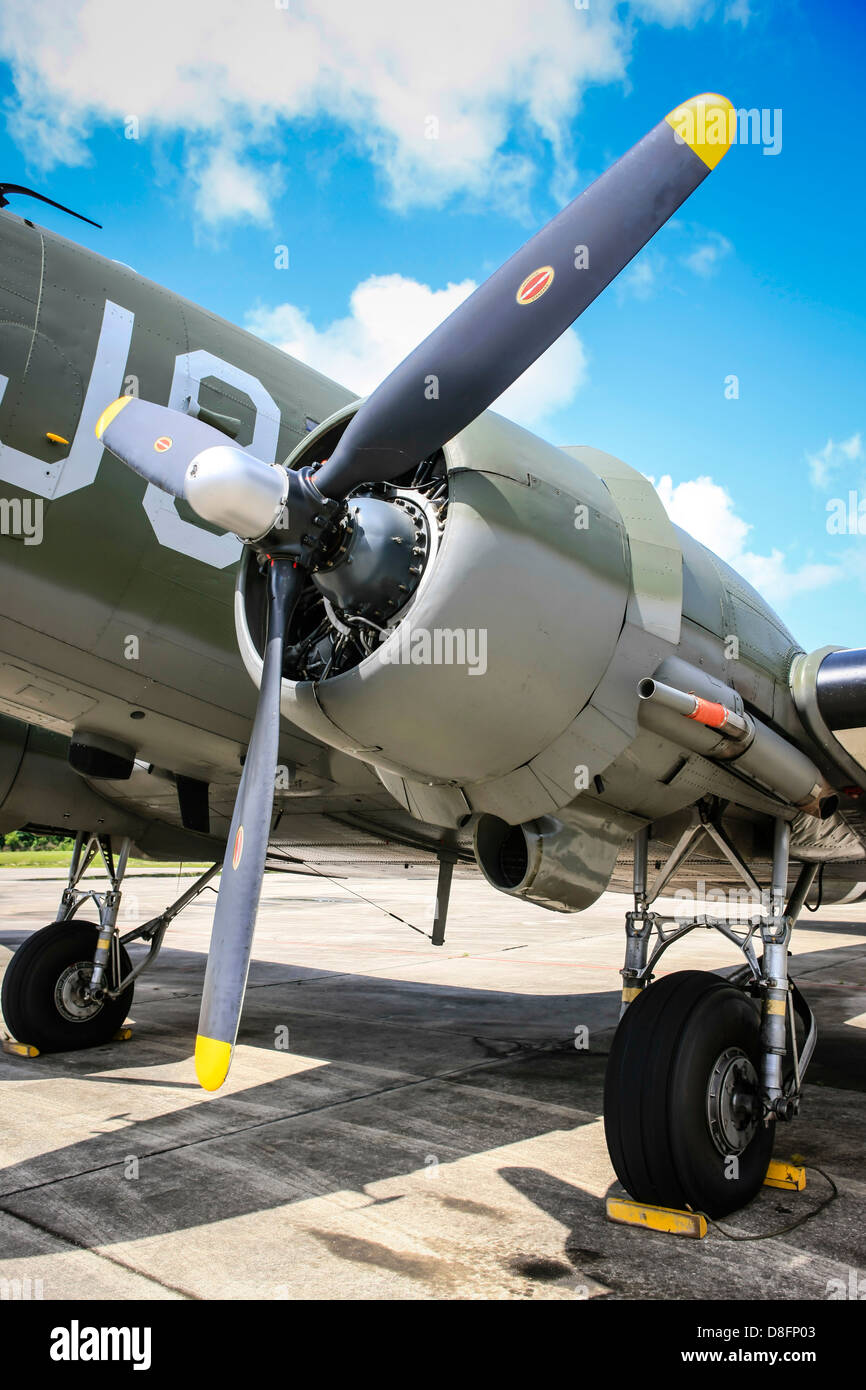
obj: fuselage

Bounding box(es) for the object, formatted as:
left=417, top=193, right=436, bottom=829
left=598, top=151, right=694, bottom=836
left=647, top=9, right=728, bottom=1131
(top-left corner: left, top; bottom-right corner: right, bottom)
left=0, top=208, right=863, bottom=895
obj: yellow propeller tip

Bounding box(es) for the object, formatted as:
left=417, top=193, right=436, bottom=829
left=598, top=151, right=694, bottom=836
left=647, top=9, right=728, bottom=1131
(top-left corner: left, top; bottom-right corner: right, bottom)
left=665, top=93, right=735, bottom=170
left=94, top=394, right=132, bottom=441
left=195, top=1034, right=233, bottom=1091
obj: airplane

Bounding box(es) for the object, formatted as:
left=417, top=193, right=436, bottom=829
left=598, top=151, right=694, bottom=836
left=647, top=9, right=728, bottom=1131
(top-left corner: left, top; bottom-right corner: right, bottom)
left=1, top=92, right=864, bottom=1222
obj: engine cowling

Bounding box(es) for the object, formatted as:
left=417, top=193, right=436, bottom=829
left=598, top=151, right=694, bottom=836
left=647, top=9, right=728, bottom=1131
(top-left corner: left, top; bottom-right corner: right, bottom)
left=236, top=403, right=633, bottom=826
left=791, top=646, right=866, bottom=795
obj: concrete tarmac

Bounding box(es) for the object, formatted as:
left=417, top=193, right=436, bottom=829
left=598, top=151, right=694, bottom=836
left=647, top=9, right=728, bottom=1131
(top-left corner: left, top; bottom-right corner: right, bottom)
left=0, top=865, right=864, bottom=1301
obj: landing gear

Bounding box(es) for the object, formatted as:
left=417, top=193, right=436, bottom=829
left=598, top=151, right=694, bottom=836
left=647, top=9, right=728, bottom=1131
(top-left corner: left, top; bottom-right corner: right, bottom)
left=1, top=831, right=220, bottom=1055
left=2, top=920, right=134, bottom=1052
left=605, top=971, right=773, bottom=1217
left=604, top=807, right=818, bottom=1217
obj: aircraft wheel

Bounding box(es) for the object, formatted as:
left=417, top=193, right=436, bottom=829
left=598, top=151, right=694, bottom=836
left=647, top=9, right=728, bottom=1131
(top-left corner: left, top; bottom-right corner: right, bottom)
left=1, top=920, right=134, bottom=1053
left=604, top=970, right=774, bottom=1218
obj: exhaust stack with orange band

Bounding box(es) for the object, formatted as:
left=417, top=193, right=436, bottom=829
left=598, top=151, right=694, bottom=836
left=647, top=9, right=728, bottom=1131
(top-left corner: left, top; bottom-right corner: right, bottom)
left=637, top=677, right=750, bottom=740
left=637, top=676, right=837, bottom=819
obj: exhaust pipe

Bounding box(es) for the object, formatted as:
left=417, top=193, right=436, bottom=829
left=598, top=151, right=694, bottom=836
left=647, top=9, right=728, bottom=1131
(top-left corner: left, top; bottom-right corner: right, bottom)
left=636, top=677, right=751, bottom=741
left=638, top=674, right=837, bottom=819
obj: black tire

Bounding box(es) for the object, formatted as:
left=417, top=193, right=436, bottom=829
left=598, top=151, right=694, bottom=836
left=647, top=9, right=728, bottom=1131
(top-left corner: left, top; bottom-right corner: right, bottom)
left=1, top=920, right=134, bottom=1053
left=604, top=970, right=775, bottom=1218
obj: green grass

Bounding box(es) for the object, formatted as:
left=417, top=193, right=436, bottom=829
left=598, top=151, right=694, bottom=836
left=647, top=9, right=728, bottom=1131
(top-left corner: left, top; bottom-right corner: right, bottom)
left=0, top=851, right=211, bottom=870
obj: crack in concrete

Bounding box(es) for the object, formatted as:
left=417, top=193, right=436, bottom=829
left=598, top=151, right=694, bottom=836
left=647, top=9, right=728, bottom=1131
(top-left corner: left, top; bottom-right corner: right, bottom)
left=0, top=1205, right=197, bottom=1300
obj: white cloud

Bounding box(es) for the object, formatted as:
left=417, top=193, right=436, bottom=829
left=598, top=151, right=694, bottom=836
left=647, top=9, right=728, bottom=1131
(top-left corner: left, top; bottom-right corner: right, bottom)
left=652, top=473, right=838, bottom=603
left=615, top=254, right=660, bottom=301
left=723, top=0, right=752, bottom=25
left=682, top=231, right=733, bottom=276
left=188, top=145, right=275, bottom=227
left=0, top=0, right=719, bottom=223
left=632, top=0, right=711, bottom=25
left=246, top=272, right=588, bottom=428
left=807, top=432, right=863, bottom=488
left=614, top=226, right=734, bottom=301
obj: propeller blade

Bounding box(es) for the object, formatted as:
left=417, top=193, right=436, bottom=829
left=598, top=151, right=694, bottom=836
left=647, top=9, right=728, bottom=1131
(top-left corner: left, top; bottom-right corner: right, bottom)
left=96, top=395, right=288, bottom=538
left=315, top=93, right=734, bottom=499
left=95, top=395, right=231, bottom=496
left=195, top=557, right=303, bottom=1090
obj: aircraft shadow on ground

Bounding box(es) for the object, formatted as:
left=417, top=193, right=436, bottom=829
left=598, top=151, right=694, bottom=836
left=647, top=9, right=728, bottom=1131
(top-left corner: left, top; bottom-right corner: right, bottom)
left=0, top=932, right=862, bottom=1261
left=0, top=936, right=617, bottom=1253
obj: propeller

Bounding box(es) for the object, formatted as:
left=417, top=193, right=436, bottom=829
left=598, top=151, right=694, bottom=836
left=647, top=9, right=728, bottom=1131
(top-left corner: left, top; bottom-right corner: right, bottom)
left=93, top=395, right=289, bottom=538
left=195, top=556, right=304, bottom=1089
left=315, top=92, right=735, bottom=498
left=95, top=93, right=734, bottom=1090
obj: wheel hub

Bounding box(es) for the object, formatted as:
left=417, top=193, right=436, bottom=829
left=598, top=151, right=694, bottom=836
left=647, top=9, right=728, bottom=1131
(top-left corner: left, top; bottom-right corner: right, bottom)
left=54, top=960, right=104, bottom=1023
left=706, top=1046, right=760, bottom=1155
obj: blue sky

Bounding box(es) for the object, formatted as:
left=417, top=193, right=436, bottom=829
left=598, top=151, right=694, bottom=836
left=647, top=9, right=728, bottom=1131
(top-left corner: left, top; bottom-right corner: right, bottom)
left=0, top=0, right=864, bottom=650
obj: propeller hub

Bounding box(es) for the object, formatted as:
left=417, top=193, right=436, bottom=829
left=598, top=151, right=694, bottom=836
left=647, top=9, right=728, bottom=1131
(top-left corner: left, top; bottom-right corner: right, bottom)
left=312, top=493, right=429, bottom=624
left=184, top=444, right=288, bottom=540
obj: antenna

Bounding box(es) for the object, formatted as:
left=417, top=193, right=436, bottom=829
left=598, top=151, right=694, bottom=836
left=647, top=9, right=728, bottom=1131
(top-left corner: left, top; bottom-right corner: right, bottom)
left=0, top=183, right=101, bottom=229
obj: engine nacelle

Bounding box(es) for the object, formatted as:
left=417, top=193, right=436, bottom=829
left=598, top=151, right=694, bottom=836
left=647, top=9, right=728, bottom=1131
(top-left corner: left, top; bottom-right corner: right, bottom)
left=237, top=403, right=638, bottom=826
left=791, top=647, right=866, bottom=796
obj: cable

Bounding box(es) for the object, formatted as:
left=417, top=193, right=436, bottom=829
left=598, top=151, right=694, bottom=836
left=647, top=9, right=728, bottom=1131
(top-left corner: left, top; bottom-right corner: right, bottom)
left=803, top=862, right=825, bottom=912
left=698, top=1165, right=838, bottom=1241
left=264, top=848, right=434, bottom=940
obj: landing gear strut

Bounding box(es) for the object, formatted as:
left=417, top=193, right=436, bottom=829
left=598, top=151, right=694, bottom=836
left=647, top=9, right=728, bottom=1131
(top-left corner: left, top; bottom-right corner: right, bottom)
left=604, top=807, right=817, bottom=1217
left=2, top=833, right=219, bottom=1053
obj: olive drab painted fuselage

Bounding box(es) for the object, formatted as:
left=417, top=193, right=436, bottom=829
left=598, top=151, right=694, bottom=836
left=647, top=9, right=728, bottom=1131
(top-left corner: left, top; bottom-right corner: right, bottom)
left=0, top=207, right=864, bottom=897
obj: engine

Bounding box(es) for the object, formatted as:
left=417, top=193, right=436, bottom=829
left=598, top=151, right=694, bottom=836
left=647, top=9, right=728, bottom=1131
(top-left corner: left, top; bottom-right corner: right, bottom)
left=235, top=402, right=633, bottom=829
left=230, top=402, right=866, bottom=913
